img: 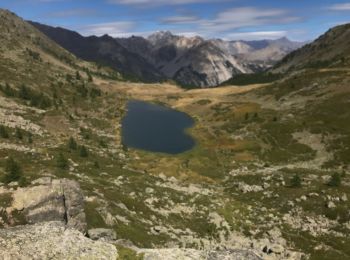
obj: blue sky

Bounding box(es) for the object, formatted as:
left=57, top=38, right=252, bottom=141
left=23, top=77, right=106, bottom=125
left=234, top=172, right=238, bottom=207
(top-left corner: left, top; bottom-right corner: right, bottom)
left=2, top=0, right=350, bottom=41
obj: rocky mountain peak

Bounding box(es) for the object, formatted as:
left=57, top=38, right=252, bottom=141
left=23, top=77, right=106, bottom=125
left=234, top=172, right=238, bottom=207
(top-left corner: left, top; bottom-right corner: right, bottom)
left=148, top=30, right=174, bottom=39
left=147, top=30, right=176, bottom=46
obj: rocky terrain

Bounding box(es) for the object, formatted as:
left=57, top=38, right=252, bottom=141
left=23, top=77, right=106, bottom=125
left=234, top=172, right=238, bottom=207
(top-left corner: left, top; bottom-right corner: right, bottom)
left=0, top=8, right=349, bottom=260
left=0, top=221, right=118, bottom=259
left=0, top=177, right=278, bottom=259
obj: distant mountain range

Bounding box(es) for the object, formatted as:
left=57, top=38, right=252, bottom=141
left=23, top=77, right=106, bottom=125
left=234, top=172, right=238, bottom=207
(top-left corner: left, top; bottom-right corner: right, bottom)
left=31, top=22, right=304, bottom=87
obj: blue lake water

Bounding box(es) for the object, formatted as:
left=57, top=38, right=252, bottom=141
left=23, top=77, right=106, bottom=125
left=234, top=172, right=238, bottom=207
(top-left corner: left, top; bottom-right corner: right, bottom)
left=121, top=100, right=195, bottom=154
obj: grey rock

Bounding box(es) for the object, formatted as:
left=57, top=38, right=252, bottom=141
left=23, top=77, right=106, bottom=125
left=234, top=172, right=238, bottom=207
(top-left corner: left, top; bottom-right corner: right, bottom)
left=88, top=228, right=117, bottom=241
left=140, top=248, right=262, bottom=260
left=326, top=201, right=336, bottom=209
left=270, top=244, right=284, bottom=254
left=341, top=194, right=348, bottom=202
left=9, top=177, right=87, bottom=233
left=62, top=179, right=87, bottom=232
left=0, top=221, right=117, bottom=259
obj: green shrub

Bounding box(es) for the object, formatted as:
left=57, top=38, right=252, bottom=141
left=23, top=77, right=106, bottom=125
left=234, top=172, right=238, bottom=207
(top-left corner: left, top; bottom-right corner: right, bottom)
left=14, top=85, right=52, bottom=109
left=3, top=157, right=22, bottom=184
left=87, top=72, right=93, bottom=82
left=56, top=153, right=69, bottom=169
left=290, top=174, right=302, bottom=188
left=28, top=133, right=33, bottom=144
left=0, top=83, right=16, bottom=97
left=0, top=125, right=9, bottom=139
left=328, top=173, right=341, bottom=187
left=80, top=128, right=90, bottom=140
left=94, top=161, right=100, bottom=169
left=76, top=71, right=81, bottom=80
left=15, top=128, right=23, bottom=140
left=89, top=88, right=101, bottom=99
left=68, top=137, right=77, bottom=150
left=79, top=145, right=88, bottom=157
left=66, top=74, right=73, bottom=82
left=26, top=48, right=42, bottom=61
left=77, top=84, right=88, bottom=98
left=18, top=84, right=30, bottom=100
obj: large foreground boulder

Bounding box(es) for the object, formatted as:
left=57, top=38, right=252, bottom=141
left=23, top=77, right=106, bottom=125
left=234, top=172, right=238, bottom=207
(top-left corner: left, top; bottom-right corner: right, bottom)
left=7, top=177, right=86, bottom=232
left=0, top=221, right=118, bottom=259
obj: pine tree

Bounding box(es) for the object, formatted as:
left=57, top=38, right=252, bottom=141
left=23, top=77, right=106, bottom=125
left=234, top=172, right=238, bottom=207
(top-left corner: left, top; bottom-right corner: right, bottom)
left=56, top=153, right=69, bottom=169
left=68, top=137, right=77, bottom=150
left=245, top=113, right=249, bottom=120
left=18, top=84, right=30, bottom=100
left=328, top=173, right=341, bottom=187
left=28, top=133, right=33, bottom=144
left=290, top=174, right=302, bottom=188
left=0, top=125, right=9, bottom=139
left=76, top=71, right=81, bottom=80
left=15, top=127, right=23, bottom=140
left=94, top=161, right=100, bottom=169
left=79, top=145, right=88, bottom=157
left=87, top=72, right=93, bottom=82
left=3, top=157, right=22, bottom=184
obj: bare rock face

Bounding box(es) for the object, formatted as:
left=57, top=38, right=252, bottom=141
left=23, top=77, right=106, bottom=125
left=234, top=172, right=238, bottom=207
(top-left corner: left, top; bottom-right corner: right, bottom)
left=7, top=177, right=87, bottom=233
left=139, top=248, right=262, bottom=260
left=0, top=221, right=117, bottom=260
left=88, top=228, right=117, bottom=241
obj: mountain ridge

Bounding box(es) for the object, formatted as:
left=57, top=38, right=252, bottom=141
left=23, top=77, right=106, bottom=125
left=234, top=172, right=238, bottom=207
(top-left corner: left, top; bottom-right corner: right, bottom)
left=117, top=31, right=304, bottom=87
left=29, top=21, right=164, bottom=83
left=271, top=23, right=350, bottom=73
left=30, top=22, right=304, bottom=87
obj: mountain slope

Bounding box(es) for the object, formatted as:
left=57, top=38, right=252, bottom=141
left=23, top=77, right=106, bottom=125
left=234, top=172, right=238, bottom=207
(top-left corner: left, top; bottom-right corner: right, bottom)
left=30, top=22, right=163, bottom=82
left=117, top=32, right=249, bottom=87
left=171, top=41, right=249, bottom=87
left=0, top=9, right=119, bottom=90
left=272, top=23, right=350, bottom=72
left=118, top=32, right=303, bottom=87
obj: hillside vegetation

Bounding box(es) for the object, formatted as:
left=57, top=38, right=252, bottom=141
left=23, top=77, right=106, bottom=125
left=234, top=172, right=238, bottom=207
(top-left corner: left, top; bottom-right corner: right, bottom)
left=0, top=9, right=349, bottom=260
left=272, top=23, right=350, bottom=72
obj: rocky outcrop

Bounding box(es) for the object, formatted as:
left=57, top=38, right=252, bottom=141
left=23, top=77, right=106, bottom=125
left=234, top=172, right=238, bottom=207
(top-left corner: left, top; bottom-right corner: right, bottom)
left=0, top=221, right=118, bottom=260
left=0, top=178, right=298, bottom=259
left=88, top=228, right=117, bottom=241
left=6, top=177, right=86, bottom=232
left=139, top=248, right=262, bottom=260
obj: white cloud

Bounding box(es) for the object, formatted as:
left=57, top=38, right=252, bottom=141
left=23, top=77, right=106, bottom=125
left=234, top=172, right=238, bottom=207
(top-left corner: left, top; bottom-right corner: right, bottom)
left=75, top=6, right=300, bottom=40
left=161, top=15, right=199, bottom=24
left=107, top=0, right=225, bottom=5
left=224, top=31, right=287, bottom=41
left=79, top=21, right=135, bottom=37
left=161, top=7, right=300, bottom=33
left=328, top=3, right=350, bottom=11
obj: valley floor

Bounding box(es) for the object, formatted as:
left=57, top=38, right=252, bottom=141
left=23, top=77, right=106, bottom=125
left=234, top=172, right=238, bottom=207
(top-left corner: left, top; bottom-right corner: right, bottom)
left=1, top=69, right=350, bottom=260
